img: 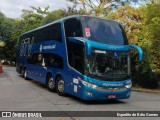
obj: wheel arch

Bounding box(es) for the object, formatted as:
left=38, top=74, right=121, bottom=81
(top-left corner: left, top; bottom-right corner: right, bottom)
left=46, top=72, right=53, bottom=85
left=46, top=71, right=64, bottom=86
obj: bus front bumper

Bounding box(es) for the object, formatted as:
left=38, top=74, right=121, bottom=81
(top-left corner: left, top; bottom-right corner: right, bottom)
left=81, top=86, right=131, bottom=100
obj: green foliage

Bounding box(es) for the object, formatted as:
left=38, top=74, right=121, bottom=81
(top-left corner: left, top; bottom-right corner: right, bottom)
left=143, top=0, right=160, bottom=73
left=43, top=6, right=83, bottom=24
left=107, top=2, right=160, bottom=88
left=107, top=5, right=145, bottom=44
left=1, top=6, right=49, bottom=62
left=0, top=12, right=16, bottom=62
left=12, top=6, right=49, bottom=44
left=42, top=9, right=66, bottom=24
left=67, top=0, right=142, bottom=16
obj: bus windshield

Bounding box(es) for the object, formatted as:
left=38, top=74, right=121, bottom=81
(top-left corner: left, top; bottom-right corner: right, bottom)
left=81, top=16, right=128, bottom=45
left=85, top=49, right=131, bottom=81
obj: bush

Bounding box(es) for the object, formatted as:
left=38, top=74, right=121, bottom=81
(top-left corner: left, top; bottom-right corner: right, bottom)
left=132, top=69, right=159, bottom=89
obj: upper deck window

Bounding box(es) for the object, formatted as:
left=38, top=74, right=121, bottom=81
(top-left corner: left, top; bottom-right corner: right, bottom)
left=64, top=18, right=83, bottom=37
left=81, top=16, right=128, bottom=45
left=34, top=23, right=62, bottom=42
left=20, top=23, right=62, bottom=44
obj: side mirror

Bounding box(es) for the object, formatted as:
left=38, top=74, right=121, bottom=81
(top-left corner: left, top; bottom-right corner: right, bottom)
left=129, top=44, right=143, bottom=62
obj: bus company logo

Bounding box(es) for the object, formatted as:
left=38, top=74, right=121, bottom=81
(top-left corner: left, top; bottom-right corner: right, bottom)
left=95, top=50, right=106, bottom=54
left=43, top=44, right=56, bottom=50
left=103, top=83, right=123, bottom=87
left=39, top=45, right=43, bottom=52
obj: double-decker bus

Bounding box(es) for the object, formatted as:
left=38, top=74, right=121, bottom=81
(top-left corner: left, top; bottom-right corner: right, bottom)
left=16, top=15, right=143, bottom=100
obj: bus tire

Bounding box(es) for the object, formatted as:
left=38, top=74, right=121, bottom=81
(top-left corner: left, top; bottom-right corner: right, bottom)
left=24, top=69, right=29, bottom=80
left=47, top=75, right=56, bottom=92
left=21, top=68, right=25, bottom=78
left=56, top=76, right=66, bottom=96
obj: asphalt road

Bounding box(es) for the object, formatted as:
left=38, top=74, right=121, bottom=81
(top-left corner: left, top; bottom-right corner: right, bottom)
left=0, top=66, right=160, bottom=120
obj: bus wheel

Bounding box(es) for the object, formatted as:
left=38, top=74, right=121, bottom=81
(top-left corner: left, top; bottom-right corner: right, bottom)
left=56, top=76, right=66, bottom=96
left=24, top=69, right=29, bottom=80
left=47, top=76, right=55, bottom=92
left=21, top=68, right=25, bottom=78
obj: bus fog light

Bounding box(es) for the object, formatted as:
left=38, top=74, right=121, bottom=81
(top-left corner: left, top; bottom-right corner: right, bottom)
left=125, top=83, right=132, bottom=88
left=85, top=91, right=93, bottom=96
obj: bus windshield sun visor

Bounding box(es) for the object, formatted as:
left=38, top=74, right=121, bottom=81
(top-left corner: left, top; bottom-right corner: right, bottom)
left=85, top=40, right=130, bottom=55
left=85, top=40, right=143, bottom=62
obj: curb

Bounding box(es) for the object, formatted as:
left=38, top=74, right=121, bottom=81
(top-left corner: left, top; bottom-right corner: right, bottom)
left=132, top=87, right=160, bottom=94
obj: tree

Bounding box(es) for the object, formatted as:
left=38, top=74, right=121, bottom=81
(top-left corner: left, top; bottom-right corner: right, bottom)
left=42, top=9, right=66, bottom=24
left=12, top=6, right=49, bottom=44
left=43, top=5, right=84, bottom=24
left=107, top=5, right=145, bottom=44
left=67, top=0, right=141, bottom=16
left=9, top=7, right=49, bottom=64
left=108, top=1, right=160, bottom=88
left=0, top=12, right=16, bottom=63
left=142, top=0, right=160, bottom=74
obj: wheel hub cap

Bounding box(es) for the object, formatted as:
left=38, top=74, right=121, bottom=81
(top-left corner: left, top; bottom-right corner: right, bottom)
left=58, top=80, right=64, bottom=92
left=48, top=78, right=54, bottom=89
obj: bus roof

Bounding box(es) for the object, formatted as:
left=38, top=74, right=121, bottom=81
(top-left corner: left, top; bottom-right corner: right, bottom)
left=20, top=15, right=119, bottom=37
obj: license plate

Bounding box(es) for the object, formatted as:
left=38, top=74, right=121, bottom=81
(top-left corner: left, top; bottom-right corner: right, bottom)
left=108, top=95, right=116, bottom=99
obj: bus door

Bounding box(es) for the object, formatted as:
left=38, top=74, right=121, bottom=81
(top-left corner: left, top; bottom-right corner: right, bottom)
left=66, top=41, right=85, bottom=96
left=66, top=54, right=84, bottom=95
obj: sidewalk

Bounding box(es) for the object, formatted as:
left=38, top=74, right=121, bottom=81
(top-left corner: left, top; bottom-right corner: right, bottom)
left=132, top=87, right=160, bottom=94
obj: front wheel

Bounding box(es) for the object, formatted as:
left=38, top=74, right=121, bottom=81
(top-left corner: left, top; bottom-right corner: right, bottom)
left=56, top=76, right=66, bottom=96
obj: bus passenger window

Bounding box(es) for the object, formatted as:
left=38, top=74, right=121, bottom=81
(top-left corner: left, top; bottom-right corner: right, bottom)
left=49, top=57, right=58, bottom=68
left=27, top=55, right=32, bottom=64
left=64, top=18, right=83, bottom=37
left=43, top=53, right=64, bottom=69
left=37, top=53, right=43, bottom=65
left=27, top=54, right=37, bottom=64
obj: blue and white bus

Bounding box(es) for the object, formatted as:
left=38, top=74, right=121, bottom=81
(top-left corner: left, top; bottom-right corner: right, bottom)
left=16, top=15, right=143, bottom=100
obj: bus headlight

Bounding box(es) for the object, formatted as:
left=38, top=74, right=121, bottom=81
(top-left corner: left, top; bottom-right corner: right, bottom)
left=125, top=82, right=132, bottom=88
left=81, top=80, right=98, bottom=89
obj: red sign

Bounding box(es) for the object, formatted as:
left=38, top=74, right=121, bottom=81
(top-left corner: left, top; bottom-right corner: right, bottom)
left=85, top=28, right=91, bottom=37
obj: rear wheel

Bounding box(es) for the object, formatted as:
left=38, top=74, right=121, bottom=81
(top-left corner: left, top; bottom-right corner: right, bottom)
left=47, top=75, right=56, bottom=92
left=56, top=76, right=66, bottom=96
left=21, top=68, right=25, bottom=78
left=24, top=69, right=29, bottom=80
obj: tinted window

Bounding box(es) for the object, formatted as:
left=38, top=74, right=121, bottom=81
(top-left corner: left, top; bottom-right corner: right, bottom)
left=64, top=18, right=83, bottom=37
left=81, top=17, right=128, bottom=45
left=27, top=53, right=39, bottom=65
left=20, top=23, right=62, bottom=44
left=67, top=40, right=84, bottom=74
left=43, top=53, right=63, bottom=69
left=27, top=53, right=63, bottom=69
